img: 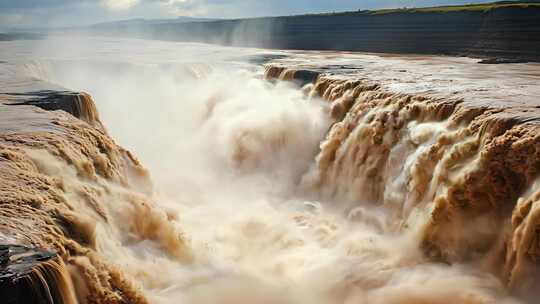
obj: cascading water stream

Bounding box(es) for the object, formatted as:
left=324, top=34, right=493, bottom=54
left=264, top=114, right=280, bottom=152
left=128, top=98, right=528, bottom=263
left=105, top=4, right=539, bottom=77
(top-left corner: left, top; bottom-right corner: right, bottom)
left=266, top=66, right=540, bottom=302
left=2, top=40, right=539, bottom=304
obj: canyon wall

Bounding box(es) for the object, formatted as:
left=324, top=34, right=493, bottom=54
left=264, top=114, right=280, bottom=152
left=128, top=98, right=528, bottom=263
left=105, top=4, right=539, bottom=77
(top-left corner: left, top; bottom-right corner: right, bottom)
left=91, top=5, right=540, bottom=61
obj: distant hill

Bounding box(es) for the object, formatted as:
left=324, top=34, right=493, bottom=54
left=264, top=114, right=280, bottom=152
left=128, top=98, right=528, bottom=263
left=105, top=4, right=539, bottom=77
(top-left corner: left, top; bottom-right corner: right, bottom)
left=363, top=0, right=540, bottom=14
left=90, top=17, right=217, bottom=29
left=0, top=32, right=44, bottom=41
left=296, top=0, right=540, bottom=16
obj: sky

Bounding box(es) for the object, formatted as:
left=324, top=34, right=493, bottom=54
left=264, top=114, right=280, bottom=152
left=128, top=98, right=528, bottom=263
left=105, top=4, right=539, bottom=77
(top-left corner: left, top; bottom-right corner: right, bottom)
left=0, top=0, right=496, bottom=30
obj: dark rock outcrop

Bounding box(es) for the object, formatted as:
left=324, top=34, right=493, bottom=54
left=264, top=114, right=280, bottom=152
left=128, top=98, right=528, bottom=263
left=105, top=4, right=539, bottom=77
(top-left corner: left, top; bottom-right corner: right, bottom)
left=1, top=245, right=77, bottom=304
left=2, top=90, right=103, bottom=129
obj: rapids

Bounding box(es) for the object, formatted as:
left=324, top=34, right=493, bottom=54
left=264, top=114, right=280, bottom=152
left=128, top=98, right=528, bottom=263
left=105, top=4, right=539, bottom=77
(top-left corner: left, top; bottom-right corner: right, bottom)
left=2, top=36, right=540, bottom=304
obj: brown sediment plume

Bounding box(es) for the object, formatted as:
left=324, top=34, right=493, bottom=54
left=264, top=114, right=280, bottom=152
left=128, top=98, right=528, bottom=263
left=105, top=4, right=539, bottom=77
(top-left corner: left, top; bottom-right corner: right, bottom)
left=501, top=178, right=540, bottom=299
left=73, top=92, right=101, bottom=128
left=264, top=66, right=287, bottom=80
left=269, top=65, right=540, bottom=298
left=187, top=63, right=213, bottom=79
left=0, top=98, right=192, bottom=303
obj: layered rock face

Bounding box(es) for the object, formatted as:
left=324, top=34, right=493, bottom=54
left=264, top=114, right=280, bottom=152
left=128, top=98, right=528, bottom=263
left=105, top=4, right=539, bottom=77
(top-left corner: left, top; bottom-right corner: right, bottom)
left=265, top=65, right=540, bottom=300
left=93, top=5, right=540, bottom=61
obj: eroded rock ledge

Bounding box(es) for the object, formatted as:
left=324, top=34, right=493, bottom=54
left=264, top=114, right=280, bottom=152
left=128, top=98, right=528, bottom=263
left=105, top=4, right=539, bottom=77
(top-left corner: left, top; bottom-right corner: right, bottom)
left=0, top=87, right=191, bottom=303
left=2, top=90, right=102, bottom=129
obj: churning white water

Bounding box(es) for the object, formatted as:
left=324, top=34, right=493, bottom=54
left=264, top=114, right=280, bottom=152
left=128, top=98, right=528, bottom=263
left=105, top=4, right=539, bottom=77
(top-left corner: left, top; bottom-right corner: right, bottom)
left=5, top=36, right=524, bottom=304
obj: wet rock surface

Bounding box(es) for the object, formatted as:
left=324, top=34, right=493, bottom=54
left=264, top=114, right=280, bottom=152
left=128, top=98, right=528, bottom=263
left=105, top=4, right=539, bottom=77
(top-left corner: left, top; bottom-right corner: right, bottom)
left=0, top=245, right=59, bottom=304
left=2, top=90, right=102, bottom=128
left=478, top=58, right=531, bottom=64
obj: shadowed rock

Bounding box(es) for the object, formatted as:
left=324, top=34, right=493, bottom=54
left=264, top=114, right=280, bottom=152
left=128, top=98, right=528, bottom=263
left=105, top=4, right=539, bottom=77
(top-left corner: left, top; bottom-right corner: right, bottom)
left=2, top=90, right=103, bottom=129
left=0, top=245, right=77, bottom=304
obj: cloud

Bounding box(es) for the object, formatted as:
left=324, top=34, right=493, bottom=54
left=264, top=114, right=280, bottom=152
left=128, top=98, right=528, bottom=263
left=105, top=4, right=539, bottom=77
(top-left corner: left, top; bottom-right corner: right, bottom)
left=101, top=0, right=140, bottom=10
left=0, top=0, right=139, bottom=11
left=0, top=0, right=155, bottom=29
